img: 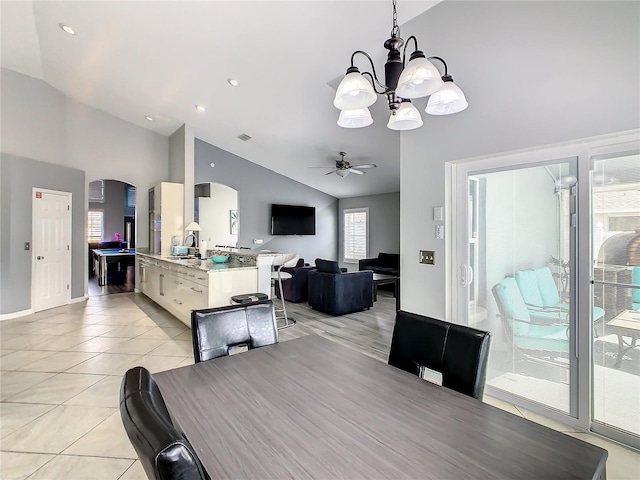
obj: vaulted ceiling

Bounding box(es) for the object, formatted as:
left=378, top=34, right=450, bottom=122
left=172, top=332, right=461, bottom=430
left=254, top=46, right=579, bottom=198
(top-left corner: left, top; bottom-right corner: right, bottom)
left=1, top=1, right=441, bottom=198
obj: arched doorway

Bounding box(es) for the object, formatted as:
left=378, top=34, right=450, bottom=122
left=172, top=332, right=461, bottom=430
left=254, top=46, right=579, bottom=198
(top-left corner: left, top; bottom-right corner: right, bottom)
left=87, top=179, right=137, bottom=296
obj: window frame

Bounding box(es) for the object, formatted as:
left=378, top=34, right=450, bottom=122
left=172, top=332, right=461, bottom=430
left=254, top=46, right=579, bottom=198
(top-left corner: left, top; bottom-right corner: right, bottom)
left=343, top=207, right=369, bottom=264
left=88, top=180, right=105, bottom=203
left=87, top=209, right=104, bottom=243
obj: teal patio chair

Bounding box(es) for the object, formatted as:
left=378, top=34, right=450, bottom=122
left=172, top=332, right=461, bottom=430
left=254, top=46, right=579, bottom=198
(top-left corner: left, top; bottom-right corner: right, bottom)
left=492, top=277, right=569, bottom=364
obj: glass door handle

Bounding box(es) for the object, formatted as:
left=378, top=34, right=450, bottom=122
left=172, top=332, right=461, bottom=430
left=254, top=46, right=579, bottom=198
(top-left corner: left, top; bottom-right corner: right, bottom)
left=460, top=265, right=473, bottom=286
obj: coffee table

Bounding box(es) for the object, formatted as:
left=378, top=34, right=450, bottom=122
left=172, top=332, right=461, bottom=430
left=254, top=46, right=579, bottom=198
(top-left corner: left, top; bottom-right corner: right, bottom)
left=607, top=309, right=640, bottom=368
left=372, top=273, right=399, bottom=311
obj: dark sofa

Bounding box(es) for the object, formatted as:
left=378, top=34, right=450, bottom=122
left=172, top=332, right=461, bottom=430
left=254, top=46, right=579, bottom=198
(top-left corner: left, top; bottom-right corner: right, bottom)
left=274, top=258, right=314, bottom=303
left=359, top=252, right=399, bottom=276
left=308, top=259, right=373, bottom=316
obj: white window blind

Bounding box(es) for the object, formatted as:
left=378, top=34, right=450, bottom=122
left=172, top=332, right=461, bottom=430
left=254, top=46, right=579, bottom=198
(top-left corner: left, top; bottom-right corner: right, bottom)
left=343, top=208, right=369, bottom=263
left=89, top=180, right=104, bottom=202
left=87, top=210, right=104, bottom=243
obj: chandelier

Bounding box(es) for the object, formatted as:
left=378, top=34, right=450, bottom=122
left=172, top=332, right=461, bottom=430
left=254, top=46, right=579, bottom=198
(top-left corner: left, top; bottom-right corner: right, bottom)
left=333, top=0, right=468, bottom=131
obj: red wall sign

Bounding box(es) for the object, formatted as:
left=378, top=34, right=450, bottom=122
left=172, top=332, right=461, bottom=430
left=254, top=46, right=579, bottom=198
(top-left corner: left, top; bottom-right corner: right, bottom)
left=35, top=192, right=42, bottom=199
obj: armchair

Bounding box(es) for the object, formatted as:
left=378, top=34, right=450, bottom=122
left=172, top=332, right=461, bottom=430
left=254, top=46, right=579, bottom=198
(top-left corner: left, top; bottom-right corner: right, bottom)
left=274, top=258, right=314, bottom=303
left=308, top=259, right=373, bottom=316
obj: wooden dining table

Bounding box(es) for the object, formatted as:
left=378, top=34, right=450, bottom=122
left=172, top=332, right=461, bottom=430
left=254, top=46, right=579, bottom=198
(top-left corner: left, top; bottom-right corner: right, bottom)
left=154, top=334, right=607, bottom=479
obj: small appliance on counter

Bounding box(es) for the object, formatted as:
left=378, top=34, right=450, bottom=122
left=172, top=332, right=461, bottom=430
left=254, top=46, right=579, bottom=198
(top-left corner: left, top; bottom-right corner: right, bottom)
left=170, top=245, right=190, bottom=256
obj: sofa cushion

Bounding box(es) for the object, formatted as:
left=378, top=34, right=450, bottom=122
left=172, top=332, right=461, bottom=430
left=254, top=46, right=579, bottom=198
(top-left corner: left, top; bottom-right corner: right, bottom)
left=371, top=266, right=398, bottom=275
left=515, top=270, right=543, bottom=306
left=493, top=278, right=531, bottom=335
left=315, top=258, right=341, bottom=274
left=535, top=267, right=560, bottom=307
left=378, top=253, right=399, bottom=268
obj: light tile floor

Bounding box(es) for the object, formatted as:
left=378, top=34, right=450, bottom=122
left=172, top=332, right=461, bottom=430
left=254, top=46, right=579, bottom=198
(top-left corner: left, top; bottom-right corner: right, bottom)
left=1, top=292, right=638, bottom=479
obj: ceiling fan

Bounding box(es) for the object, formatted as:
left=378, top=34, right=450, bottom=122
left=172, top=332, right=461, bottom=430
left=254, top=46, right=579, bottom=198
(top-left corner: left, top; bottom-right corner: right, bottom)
left=309, top=152, right=377, bottom=177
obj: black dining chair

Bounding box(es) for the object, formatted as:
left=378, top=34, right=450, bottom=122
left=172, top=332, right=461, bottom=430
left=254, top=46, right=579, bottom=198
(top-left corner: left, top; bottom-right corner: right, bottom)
left=388, top=311, right=491, bottom=399
left=191, top=300, right=278, bottom=363
left=119, top=366, right=209, bottom=480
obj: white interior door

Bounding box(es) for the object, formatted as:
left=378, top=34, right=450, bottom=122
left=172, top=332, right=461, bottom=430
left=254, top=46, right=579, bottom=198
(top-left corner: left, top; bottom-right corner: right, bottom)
left=33, top=189, right=72, bottom=312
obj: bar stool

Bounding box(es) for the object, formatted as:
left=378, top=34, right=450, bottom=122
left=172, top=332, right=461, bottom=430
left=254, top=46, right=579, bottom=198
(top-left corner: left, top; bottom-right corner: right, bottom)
left=271, top=253, right=299, bottom=329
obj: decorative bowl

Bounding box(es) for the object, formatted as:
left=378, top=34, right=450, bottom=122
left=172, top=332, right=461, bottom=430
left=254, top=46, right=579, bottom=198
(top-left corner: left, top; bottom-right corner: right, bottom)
left=211, top=255, right=229, bottom=263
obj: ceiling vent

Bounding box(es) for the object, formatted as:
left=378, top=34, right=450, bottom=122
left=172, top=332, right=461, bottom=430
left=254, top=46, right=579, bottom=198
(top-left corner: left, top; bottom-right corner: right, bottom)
left=237, top=133, right=252, bottom=141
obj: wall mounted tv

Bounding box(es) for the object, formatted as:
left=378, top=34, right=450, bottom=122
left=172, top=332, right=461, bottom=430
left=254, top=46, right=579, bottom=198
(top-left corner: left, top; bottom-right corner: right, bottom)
left=271, top=204, right=316, bottom=235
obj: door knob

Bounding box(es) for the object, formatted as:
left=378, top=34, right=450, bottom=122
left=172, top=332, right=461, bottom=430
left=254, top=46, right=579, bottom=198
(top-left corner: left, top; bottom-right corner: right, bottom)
left=37, top=256, right=44, bottom=260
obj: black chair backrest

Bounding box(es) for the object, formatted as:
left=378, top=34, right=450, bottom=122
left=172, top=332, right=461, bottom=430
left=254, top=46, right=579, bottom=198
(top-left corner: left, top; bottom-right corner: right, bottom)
left=119, top=366, right=208, bottom=480
left=191, top=300, right=278, bottom=363
left=388, top=311, right=491, bottom=399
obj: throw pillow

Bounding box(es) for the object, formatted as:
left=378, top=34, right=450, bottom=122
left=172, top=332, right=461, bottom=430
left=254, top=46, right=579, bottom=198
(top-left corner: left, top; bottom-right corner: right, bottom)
left=315, top=258, right=342, bottom=274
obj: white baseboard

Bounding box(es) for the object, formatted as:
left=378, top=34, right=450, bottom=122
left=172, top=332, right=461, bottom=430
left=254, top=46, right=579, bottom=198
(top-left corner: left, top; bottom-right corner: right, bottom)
left=69, top=295, right=89, bottom=304
left=1, top=295, right=88, bottom=321
left=0, top=309, right=34, bottom=321
left=134, top=288, right=140, bottom=293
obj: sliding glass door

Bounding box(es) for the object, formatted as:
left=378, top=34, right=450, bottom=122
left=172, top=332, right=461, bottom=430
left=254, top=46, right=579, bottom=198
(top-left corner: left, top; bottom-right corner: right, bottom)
left=452, top=134, right=640, bottom=448
left=591, top=149, right=640, bottom=446
left=455, top=157, right=578, bottom=417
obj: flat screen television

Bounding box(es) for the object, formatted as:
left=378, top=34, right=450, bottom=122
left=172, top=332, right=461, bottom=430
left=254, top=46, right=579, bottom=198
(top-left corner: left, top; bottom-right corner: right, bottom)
left=271, top=204, right=316, bottom=235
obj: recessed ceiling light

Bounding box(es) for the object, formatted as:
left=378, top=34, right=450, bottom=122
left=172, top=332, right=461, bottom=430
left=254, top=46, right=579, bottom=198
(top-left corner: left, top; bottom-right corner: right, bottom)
left=195, top=105, right=206, bottom=112
left=210, top=163, right=215, bottom=168
left=227, top=78, right=239, bottom=87
left=59, top=23, right=75, bottom=35
left=145, top=116, right=154, bottom=122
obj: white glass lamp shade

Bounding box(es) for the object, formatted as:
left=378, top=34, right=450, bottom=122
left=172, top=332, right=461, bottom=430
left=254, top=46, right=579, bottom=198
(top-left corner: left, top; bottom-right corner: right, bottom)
left=425, top=81, right=468, bottom=115
left=185, top=221, right=201, bottom=232
left=337, top=108, right=373, bottom=128
left=387, top=102, right=423, bottom=131
left=333, top=72, right=377, bottom=110
left=395, top=57, right=444, bottom=99
left=336, top=170, right=350, bottom=177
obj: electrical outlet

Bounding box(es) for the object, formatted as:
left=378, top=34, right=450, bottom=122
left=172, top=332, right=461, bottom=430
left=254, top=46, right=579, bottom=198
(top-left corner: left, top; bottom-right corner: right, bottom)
left=253, top=239, right=263, bottom=245
left=420, top=250, right=435, bottom=265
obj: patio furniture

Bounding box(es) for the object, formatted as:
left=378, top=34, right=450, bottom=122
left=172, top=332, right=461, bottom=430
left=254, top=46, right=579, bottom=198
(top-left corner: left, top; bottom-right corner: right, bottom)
left=607, top=309, right=640, bottom=368
left=492, top=277, right=570, bottom=364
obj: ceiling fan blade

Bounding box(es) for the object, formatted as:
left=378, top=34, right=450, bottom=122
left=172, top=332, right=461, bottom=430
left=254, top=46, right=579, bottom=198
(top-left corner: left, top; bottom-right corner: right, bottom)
left=350, top=169, right=365, bottom=175
left=351, top=164, right=377, bottom=169
left=324, top=169, right=338, bottom=175
left=308, top=166, right=335, bottom=168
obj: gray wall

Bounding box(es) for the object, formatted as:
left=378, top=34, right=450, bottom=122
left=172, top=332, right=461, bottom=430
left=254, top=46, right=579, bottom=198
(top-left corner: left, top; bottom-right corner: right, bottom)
left=0, top=155, right=85, bottom=314
left=338, top=192, right=400, bottom=271
left=400, top=1, right=640, bottom=319
left=1, top=68, right=168, bottom=251
left=89, top=180, right=127, bottom=242
left=195, top=139, right=338, bottom=263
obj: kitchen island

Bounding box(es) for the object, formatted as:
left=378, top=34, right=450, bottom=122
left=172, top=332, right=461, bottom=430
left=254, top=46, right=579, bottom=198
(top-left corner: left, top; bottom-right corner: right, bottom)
left=136, top=252, right=260, bottom=326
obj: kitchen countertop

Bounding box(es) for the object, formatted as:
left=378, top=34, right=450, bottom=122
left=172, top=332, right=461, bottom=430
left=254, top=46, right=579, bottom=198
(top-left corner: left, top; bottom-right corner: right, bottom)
left=136, top=252, right=257, bottom=273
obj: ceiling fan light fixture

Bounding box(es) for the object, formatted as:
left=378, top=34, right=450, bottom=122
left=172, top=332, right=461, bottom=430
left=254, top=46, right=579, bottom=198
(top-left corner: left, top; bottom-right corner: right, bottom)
left=425, top=76, right=468, bottom=115
left=333, top=68, right=377, bottom=110
left=387, top=101, right=423, bottom=131
left=337, top=108, right=373, bottom=128
left=336, top=170, right=350, bottom=178
left=395, top=52, right=444, bottom=99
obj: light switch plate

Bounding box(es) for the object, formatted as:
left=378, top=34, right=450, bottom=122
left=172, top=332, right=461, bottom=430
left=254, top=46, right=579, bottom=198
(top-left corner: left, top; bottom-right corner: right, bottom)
left=435, top=225, right=444, bottom=239
left=433, top=206, right=443, bottom=221
left=420, top=250, right=435, bottom=265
